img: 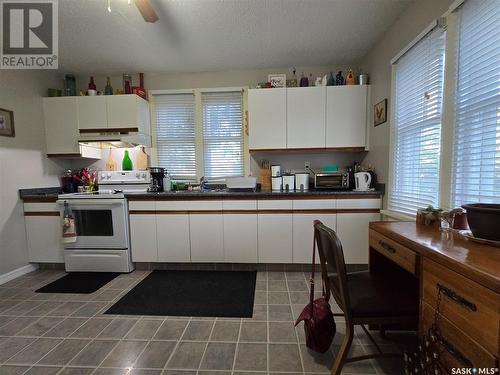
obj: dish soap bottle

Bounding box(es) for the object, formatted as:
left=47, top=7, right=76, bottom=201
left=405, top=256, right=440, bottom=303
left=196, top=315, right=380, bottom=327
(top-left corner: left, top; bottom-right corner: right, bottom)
left=122, top=150, right=133, bottom=171
left=106, top=149, right=117, bottom=171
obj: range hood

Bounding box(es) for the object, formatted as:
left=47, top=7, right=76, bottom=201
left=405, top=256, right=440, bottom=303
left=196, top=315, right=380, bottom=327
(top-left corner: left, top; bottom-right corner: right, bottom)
left=78, top=131, right=151, bottom=148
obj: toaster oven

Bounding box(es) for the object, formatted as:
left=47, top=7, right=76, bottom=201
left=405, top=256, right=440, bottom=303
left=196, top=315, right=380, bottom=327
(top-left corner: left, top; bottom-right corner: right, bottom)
left=314, top=172, right=350, bottom=190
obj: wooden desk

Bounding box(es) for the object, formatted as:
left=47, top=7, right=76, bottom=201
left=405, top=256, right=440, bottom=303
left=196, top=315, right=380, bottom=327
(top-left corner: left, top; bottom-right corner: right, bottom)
left=369, top=221, right=500, bottom=371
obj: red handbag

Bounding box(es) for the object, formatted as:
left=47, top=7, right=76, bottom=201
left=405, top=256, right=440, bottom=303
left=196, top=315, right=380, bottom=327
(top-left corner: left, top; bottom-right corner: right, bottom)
left=294, top=229, right=336, bottom=353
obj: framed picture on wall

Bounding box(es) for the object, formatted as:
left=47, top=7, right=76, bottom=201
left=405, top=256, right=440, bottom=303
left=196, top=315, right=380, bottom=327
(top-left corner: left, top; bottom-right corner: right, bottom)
left=374, top=99, right=387, bottom=126
left=268, top=74, right=286, bottom=88
left=0, top=108, right=15, bottom=137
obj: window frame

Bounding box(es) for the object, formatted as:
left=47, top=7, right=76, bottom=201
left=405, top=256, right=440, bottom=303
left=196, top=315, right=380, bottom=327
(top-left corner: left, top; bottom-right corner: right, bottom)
left=150, top=87, right=249, bottom=181
left=387, top=22, right=447, bottom=216
left=387, top=0, right=500, bottom=218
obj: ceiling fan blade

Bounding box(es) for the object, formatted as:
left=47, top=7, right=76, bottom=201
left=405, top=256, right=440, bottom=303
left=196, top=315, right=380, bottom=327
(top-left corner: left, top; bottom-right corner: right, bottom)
left=134, top=0, right=159, bottom=23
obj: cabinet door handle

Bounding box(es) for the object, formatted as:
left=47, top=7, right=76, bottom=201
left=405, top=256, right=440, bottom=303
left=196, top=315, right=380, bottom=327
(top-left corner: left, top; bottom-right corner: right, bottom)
left=437, top=283, right=477, bottom=312
left=435, top=330, right=474, bottom=368
left=378, top=240, right=396, bottom=254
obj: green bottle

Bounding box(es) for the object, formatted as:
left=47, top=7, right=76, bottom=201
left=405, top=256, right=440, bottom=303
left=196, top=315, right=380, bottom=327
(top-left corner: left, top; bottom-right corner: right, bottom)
left=122, top=150, right=133, bottom=171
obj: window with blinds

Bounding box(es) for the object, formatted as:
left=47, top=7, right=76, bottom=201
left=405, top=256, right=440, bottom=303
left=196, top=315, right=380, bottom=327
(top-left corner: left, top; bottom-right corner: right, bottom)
left=201, top=91, right=244, bottom=179
left=451, top=0, right=500, bottom=206
left=155, top=93, right=197, bottom=180
left=389, top=27, right=446, bottom=215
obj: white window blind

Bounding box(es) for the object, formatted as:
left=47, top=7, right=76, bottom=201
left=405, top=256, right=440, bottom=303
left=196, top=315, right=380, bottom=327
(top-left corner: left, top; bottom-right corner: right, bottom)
left=155, top=93, right=196, bottom=180
left=451, top=0, right=500, bottom=206
left=201, top=91, right=244, bottom=179
left=389, top=27, right=446, bottom=215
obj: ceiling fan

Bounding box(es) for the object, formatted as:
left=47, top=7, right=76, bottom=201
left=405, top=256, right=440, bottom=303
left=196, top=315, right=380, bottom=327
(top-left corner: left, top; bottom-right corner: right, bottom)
left=134, top=0, right=159, bottom=23
left=107, top=0, right=159, bottom=23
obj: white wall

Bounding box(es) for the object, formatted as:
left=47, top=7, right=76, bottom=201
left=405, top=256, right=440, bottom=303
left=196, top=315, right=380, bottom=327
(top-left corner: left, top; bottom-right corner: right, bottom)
left=0, top=71, right=63, bottom=276
left=360, top=0, right=454, bottom=207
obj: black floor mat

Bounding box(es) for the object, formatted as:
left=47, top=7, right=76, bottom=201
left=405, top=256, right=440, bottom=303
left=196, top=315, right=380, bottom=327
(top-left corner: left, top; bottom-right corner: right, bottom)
left=35, top=272, right=120, bottom=294
left=105, top=270, right=256, bottom=318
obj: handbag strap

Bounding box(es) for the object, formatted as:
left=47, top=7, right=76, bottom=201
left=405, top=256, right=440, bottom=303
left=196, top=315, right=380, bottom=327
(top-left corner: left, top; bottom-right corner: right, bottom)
left=309, top=228, right=317, bottom=305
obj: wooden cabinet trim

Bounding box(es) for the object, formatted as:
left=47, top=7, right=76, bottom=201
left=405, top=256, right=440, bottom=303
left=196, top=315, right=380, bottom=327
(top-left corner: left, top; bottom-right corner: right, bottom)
left=47, top=153, right=82, bottom=158
left=24, top=211, right=60, bottom=216
left=127, top=194, right=381, bottom=201
left=79, top=127, right=139, bottom=134
left=130, top=208, right=379, bottom=215
left=249, top=147, right=365, bottom=153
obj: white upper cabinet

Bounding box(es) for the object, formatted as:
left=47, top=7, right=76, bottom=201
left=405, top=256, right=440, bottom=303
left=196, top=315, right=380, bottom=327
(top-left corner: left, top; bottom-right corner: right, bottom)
left=248, top=86, right=368, bottom=150
left=43, top=97, right=80, bottom=155
left=326, top=86, right=368, bottom=148
left=248, top=88, right=287, bottom=149
left=107, top=94, right=150, bottom=131
left=77, top=97, right=107, bottom=130
left=286, top=87, right=326, bottom=148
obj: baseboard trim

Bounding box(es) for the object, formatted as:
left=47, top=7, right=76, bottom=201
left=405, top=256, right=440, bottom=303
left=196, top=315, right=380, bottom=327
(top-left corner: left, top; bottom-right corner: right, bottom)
left=0, top=264, right=39, bottom=285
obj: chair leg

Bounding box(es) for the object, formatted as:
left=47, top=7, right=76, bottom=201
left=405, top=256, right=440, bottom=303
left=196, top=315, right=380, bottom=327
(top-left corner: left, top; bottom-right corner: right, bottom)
left=330, top=323, right=354, bottom=375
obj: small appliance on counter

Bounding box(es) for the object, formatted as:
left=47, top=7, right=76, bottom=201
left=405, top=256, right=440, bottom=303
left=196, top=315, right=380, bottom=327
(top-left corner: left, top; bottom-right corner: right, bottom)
left=354, top=172, right=373, bottom=191
left=295, top=172, right=310, bottom=191
left=226, top=177, right=257, bottom=191
left=148, top=167, right=165, bottom=192
left=61, top=170, right=77, bottom=193
left=282, top=174, right=295, bottom=192
left=307, top=167, right=350, bottom=190
left=271, top=165, right=281, bottom=177
left=272, top=176, right=283, bottom=191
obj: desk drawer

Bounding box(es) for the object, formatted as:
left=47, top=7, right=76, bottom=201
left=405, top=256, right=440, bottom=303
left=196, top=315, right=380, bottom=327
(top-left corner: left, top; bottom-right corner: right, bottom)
left=422, top=258, right=499, bottom=356
left=369, top=229, right=417, bottom=275
left=421, top=301, right=497, bottom=370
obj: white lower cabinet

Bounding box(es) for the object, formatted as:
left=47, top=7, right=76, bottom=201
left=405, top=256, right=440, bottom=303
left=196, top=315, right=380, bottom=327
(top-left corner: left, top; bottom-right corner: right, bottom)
left=190, top=214, right=224, bottom=262
left=130, top=214, right=157, bottom=262
left=224, top=214, right=258, bottom=263
left=157, top=214, right=190, bottom=262
left=258, top=214, right=293, bottom=263
left=25, top=216, right=64, bottom=263
left=336, top=212, right=381, bottom=264
left=292, top=213, right=336, bottom=264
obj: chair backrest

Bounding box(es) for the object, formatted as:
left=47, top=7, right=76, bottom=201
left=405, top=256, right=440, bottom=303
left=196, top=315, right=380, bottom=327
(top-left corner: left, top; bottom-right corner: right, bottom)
left=313, top=220, right=351, bottom=316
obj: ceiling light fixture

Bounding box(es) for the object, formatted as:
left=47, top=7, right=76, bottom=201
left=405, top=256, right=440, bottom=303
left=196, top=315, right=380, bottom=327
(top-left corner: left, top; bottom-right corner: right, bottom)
left=107, top=0, right=111, bottom=12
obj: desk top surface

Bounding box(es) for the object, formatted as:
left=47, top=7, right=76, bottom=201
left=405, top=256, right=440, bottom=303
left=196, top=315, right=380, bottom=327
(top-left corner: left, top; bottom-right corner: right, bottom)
left=369, top=221, right=500, bottom=293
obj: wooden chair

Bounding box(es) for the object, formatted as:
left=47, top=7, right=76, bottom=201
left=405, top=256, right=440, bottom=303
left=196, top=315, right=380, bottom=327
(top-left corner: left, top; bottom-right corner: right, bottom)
left=313, top=220, right=418, bottom=375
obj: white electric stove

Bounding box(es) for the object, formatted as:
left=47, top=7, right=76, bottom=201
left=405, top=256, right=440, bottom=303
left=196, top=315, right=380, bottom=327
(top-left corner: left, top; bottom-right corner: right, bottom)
left=57, top=171, right=150, bottom=273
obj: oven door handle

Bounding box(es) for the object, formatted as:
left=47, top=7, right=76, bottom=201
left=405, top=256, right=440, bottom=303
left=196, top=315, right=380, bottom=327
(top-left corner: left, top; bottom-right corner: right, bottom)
left=56, top=199, right=124, bottom=206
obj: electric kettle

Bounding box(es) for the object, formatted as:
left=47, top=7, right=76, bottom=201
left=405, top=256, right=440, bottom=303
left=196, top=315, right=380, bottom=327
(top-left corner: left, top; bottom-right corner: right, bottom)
left=354, top=172, right=372, bottom=191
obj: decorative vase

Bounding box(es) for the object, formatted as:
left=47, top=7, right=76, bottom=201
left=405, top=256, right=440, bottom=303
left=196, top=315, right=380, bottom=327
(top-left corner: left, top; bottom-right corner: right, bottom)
left=122, top=150, right=133, bottom=171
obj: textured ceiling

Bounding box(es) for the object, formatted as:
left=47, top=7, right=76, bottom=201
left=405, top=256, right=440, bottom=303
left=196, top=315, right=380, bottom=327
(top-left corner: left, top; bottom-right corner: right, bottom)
left=58, top=0, right=412, bottom=74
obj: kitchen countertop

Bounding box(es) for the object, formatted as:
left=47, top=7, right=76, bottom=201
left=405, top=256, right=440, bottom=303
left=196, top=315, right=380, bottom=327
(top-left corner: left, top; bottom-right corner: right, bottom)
left=19, top=187, right=383, bottom=202
left=125, top=189, right=383, bottom=200
left=19, top=187, right=61, bottom=202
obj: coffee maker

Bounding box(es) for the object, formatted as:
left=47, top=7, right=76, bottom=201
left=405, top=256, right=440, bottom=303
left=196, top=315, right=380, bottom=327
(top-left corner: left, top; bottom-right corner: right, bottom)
left=148, top=167, right=165, bottom=192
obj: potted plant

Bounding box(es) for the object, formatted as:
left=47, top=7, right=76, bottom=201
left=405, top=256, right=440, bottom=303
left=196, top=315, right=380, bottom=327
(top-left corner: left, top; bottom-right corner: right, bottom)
left=416, top=205, right=442, bottom=227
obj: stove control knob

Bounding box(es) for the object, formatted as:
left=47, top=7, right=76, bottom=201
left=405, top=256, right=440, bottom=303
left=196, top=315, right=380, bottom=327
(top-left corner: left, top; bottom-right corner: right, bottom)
left=136, top=172, right=140, bottom=178
left=142, top=173, right=147, bottom=178
left=107, top=173, right=112, bottom=179
left=101, top=173, right=106, bottom=179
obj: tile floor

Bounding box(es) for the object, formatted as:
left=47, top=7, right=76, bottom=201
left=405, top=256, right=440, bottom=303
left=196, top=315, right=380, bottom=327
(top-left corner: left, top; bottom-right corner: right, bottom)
left=0, top=270, right=415, bottom=375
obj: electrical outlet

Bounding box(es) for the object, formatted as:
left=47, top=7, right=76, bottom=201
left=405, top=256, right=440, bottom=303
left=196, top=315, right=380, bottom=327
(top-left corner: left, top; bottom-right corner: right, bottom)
left=304, top=161, right=310, bottom=169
